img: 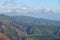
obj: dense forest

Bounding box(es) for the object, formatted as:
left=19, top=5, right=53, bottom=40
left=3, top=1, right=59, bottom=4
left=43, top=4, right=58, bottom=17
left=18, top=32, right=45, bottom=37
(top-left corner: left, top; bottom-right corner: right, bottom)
left=0, top=14, right=60, bottom=40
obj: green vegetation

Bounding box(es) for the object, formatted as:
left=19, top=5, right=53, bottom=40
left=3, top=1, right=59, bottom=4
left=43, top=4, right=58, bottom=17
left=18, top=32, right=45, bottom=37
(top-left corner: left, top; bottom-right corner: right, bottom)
left=0, top=14, right=60, bottom=40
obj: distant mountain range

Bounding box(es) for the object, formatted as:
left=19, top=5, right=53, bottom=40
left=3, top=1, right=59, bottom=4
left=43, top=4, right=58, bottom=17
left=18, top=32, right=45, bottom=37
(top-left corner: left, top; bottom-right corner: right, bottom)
left=0, top=14, right=60, bottom=40
left=0, top=8, right=60, bottom=21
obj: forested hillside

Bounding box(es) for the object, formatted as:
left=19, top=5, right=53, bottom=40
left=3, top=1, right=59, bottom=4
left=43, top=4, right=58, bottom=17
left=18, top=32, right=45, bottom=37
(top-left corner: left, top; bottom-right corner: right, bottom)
left=0, top=14, right=60, bottom=40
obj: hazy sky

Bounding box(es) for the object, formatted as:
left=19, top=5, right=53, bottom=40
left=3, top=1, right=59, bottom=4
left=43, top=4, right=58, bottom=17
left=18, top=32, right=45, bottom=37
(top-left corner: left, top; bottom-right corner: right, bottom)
left=0, top=0, right=60, bottom=21
left=0, top=0, right=60, bottom=9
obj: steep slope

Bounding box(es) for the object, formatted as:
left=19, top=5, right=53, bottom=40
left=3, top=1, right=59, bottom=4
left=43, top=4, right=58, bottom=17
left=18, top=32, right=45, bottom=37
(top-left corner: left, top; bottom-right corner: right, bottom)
left=0, top=14, right=60, bottom=40
left=0, top=33, right=10, bottom=40
left=10, top=15, right=60, bottom=34
left=0, top=14, right=33, bottom=40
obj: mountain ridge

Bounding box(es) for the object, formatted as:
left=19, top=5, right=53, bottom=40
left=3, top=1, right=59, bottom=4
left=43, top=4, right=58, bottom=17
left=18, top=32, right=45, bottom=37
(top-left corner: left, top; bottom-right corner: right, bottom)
left=0, top=14, right=60, bottom=40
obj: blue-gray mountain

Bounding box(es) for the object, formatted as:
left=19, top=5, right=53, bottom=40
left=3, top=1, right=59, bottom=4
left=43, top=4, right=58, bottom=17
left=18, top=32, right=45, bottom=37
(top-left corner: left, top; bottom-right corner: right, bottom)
left=0, top=14, right=60, bottom=40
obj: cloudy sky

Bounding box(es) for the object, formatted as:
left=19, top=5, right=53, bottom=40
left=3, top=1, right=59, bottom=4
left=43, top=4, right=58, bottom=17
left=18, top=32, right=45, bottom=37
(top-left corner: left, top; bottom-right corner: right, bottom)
left=0, top=0, right=60, bottom=21
left=0, top=0, right=60, bottom=13
left=0, top=0, right=60, bottom=9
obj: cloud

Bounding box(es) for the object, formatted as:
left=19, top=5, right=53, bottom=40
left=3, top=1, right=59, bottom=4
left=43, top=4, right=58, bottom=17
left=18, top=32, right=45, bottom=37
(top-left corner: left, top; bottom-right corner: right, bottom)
left=0, top=8, right=13, bottom=13
left=0, top=0, right=60, bottom=14
left=2, top=0, right=16, bottom=7
left=0, top=6, right=60, bottom=14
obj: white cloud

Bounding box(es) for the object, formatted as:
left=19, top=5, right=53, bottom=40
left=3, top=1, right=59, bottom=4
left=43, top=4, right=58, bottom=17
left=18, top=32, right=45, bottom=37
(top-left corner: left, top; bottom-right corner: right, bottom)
left=0, top=6, right=60, bottom=14
left=0, top=0, right=60, bottom=14
left=0, top=9, right=13, bottom=13
left=2, top=0, right=16, bottom=7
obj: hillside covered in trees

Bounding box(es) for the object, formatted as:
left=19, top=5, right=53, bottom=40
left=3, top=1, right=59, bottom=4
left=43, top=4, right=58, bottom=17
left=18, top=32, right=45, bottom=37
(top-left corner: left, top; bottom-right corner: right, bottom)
left=0, top=14, right=60, bottom=40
